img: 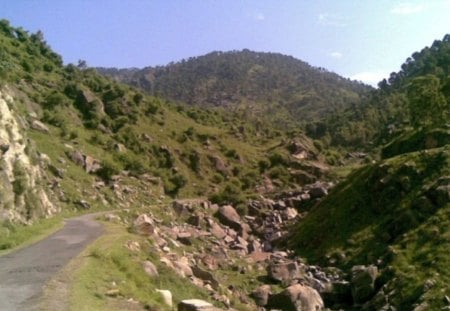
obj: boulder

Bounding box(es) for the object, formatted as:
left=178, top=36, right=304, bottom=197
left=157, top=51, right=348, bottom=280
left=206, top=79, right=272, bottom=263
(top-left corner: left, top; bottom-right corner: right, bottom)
left=351, top=265, right=378, bottom=304
left=172, top=259, right=193, bottom=277
left=142, top=260, right=159, bottom=277
left=209, top=221, right=227, bottom=239
left=178, top=299, right=223, bottom=311
left=192, top=266, right=219, bottom=290
left=217, top=205, right=250, bottom=237
left=267, top=261, right=303, bottom=283
left=251, top=284, right=272, bottom=307
left=267, top=284, right=324, bottom=311
left=133, top=214, right=156, bottom=235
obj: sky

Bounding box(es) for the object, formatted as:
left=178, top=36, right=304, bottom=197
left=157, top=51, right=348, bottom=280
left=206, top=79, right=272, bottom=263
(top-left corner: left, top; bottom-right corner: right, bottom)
left=1, top=0, right=450, bottom=86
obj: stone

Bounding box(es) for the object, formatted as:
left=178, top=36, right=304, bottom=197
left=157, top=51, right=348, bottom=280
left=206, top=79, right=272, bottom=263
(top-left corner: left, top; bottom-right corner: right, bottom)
left=267, top=284, right=324, bottom=311
left=142, top=260, right=159, bottom=277
left=177, top=232, right=193, bottom=245
left=309, top=185, right=328, bottom=198
left=156, top=289, right=173, bottom=307
left=251, top=284, right=272, bottom=306
left=133, top=214, right=156, bottom=235
left=70, top=150, right=85, bottom=167
left=75, top=200, right=91, bottom=209
left=192, top=266, right=219, bottom=290
left=30, top=120, right=49, bottom=133
left=209, top=221, right=227, bottom=239
left=124, top=240, right=140, bottom=252
left=351, top=265, right=378, bottom=304
left=178, top=299, right=223, bottom=311
left=217, top=205, right=242, bottom=231
left=84, top=155, right=101, bottom=173
left=173, top=259, right=193, bottom=277
left=267, top=261, right=303, bottom=283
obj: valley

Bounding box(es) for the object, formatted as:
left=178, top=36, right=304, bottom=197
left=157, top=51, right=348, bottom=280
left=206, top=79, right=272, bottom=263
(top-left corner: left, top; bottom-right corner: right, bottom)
left=0, top=18, right=449, bottom=311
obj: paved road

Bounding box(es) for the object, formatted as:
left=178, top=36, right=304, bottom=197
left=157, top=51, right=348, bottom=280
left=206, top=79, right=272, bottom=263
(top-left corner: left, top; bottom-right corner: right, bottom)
left=0, top=213, right=104, bottom=311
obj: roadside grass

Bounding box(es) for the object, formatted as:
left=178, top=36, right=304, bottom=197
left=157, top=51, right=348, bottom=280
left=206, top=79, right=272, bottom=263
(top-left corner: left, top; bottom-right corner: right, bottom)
left=0, top=215, right=64, bottom=255
left=66, top=221, right=218, bottom=311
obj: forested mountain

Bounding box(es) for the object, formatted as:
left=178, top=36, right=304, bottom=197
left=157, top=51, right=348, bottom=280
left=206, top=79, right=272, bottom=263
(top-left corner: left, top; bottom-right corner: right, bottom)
left=309, top=34, right=450, bottom=148
left=98, top=50, right=371, bottom=129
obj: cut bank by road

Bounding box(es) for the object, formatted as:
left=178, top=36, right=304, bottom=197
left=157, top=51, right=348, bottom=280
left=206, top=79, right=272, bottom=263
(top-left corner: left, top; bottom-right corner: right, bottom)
left=0, top=213, right=104, bottom=311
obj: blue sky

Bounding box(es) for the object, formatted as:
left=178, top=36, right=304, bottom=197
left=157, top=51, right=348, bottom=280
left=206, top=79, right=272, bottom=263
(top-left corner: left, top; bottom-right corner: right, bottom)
left=1, top=0, right=449, bottom=86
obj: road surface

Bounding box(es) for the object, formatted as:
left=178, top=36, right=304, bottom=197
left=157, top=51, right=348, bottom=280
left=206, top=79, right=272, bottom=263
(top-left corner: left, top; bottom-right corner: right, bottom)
left=0, top=213, right=104, bottom=311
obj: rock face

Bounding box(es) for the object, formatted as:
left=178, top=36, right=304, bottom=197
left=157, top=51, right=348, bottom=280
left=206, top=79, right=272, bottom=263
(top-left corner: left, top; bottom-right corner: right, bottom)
left=351, top=265, right=378, bottom=304
left=267, top=284, right=324, bottom=311
left=0, top=89, right=58, bottom=223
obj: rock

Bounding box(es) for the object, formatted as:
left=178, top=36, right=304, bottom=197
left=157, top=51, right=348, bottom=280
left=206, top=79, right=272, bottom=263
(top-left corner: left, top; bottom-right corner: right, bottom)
left=177, top=232, right=193, bottom=245
left=283, top=207, right=298, bottom=220
left=30, top=120, right=49, bottom=133
left=70, top=150, right=85, bottom=167
left=178, top=299, right=223, bottom=311
left=351, top=265, right=378, bottom=304
left=210, top=155, right=228, bottom=175
left=267, top=261, right=303, bottom=283
left=251, top=284, right=272, bottom=306
left=143, top=260, right=159, bottom=277
left=267, top=284, right=324, bottom=311
left=309, top=184, right=328, bottom=199
left=0, top=143, right=9, bottom=154
left=247, top=239, right=262, bottom=253
left=124, top=240, right=140, bottom=252
left=104, top=213, right=120, bottom=222
left=217, top=205, right=242, bottom=230
left=217, top=205, right=250, bottom=237
left=105, top=288, right=120, bottom=297
left=84, top=155, right=101, bottom=173
left=192, top=266, right=219, bottom=290
left=156, top=289, right=173, bottom=307
left=75, top=200, right=91, bottom=209
left=172, top=259, right=193, bottom=277
left=133, top=214, right=156, bottom=235
left=209, top=221, right=227, bottom=239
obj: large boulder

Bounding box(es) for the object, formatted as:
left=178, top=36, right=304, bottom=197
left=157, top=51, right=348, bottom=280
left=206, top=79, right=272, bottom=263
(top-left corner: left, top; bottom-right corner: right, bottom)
left=178, top=299, right=223, bottom=311
left=267, top=284, right=324, bottom=311
left=30, top=120, right=49, bottom=133
left=351, top=265, right=378, bottom=304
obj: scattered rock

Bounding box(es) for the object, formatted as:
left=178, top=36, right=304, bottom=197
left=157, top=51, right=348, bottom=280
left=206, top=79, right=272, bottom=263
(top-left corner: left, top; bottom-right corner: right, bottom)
left=251, top=284, right=271, bottom=306
left=267, top=261, right=302, bottom=283
left=351, top=265, right=378, bottom=304
left=133, top=214, right=156, bottom=235
left=192, top=266, right=219, bottom=290
left=30, top=120, right=49, bottom=133
left=156, top=289, right=173, bottom=307
left=267, top=284, right=324, bottom=311
left=178, top=299, right=222, bottom=311
left=142, top=260, right=159, bottom=277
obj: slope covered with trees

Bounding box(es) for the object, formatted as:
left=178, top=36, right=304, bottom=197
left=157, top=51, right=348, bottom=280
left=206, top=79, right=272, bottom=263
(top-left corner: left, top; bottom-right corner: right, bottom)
left=98, top=50, right=371, bottom=130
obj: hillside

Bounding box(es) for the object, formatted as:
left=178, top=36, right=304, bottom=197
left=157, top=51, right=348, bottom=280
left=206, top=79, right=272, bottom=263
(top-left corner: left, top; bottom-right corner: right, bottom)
left=307, top=34, right=450, bottom=148
left=98, top=50, right=371, bottom=130
left=0, top=20, right=328, bottom=225
left=288, top=36, right=450, bottom=310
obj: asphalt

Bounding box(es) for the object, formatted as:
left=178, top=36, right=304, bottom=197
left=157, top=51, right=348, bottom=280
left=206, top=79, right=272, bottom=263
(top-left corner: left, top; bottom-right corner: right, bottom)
left=0, top=213, right=104, bottom=311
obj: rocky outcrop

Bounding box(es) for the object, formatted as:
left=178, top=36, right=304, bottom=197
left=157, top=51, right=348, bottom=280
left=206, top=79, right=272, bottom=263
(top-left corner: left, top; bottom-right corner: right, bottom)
left=0, top=88, right=58, bottom=223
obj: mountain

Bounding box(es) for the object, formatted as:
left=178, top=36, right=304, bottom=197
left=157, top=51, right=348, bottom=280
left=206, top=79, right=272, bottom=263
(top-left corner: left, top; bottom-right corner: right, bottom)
left=98, top=50, right=371, bottom=130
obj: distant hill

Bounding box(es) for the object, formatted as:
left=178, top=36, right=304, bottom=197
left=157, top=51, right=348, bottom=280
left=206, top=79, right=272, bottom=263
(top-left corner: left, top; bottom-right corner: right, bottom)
left=98, top=50, right=371, bottom=129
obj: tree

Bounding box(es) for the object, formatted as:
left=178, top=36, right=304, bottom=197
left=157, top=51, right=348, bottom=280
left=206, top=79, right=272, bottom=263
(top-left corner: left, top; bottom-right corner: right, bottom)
left=407, top=74, right=448, bottom=128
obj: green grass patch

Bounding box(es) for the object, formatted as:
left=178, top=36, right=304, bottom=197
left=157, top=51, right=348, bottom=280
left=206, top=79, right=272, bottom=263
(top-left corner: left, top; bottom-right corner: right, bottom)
left=0, top=216, right=64, bottom=255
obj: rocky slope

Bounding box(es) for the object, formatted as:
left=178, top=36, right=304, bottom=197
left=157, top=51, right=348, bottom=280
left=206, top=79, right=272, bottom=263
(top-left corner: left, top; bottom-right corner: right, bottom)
left=0, top=87, right=57, bottom=223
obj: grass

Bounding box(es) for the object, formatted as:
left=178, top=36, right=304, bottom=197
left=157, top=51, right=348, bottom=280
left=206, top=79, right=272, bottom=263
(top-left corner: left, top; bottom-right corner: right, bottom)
left=290, top=146, right=450, bottom=309
left=45, top=221, right=219, bottom=311
left=0, top=215, right=64, bottom=255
